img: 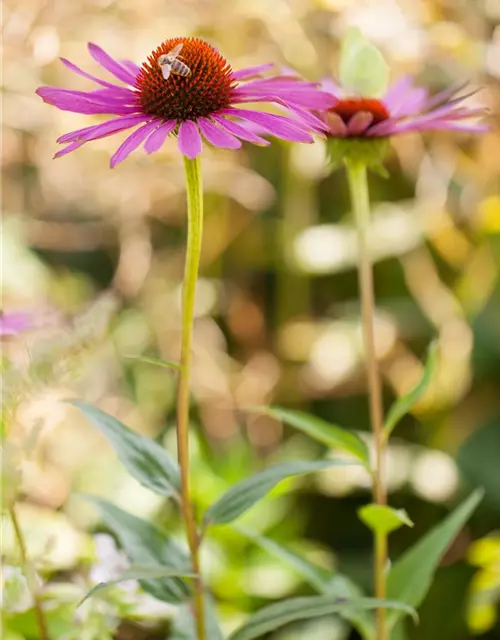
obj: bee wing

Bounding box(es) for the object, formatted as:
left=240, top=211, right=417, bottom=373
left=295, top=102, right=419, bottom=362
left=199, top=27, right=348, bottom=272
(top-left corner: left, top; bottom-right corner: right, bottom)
left=161, top=65, right=171, bottom=80
left=168, top=43, right=183, bottom=58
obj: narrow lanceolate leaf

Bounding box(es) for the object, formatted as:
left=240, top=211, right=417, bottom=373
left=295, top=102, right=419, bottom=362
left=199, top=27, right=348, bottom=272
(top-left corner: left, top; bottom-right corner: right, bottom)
left=359, top=504, right=414, bottom=536
left=234, top=526, right=332, bottom=592
left=227, top=596, right=417, bottom=640
left=170, top=598, right=224, bottom=640
left=386, top=489, right=484, bottom=630
left=204, top=460, right=352, bottom=527
left=128, top=355, right=181, bottom=371
left=251, top=406, right=369, bottom=467
left=235, top=527, right=375, bottom=640
left=383, top=342, right=438, bottom=439
left=83, top=495, right=191, bottom=603
left=325, top=575, right=376, bottom=640
left=79, top=565, right=196, bottom=606
left=71, top=400, right=180, bottom=497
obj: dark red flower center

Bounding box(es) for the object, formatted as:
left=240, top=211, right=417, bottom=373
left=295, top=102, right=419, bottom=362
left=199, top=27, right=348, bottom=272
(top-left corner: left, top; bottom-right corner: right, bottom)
left=330, top=97, right=390, bottom=126
left=136, top=37, right=235, bottom=122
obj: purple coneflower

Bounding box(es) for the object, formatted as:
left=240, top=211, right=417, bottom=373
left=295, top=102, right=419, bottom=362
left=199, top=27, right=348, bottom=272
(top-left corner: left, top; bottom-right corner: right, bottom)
left=36, top=37, right=334, bottom=166
left=321, top=76, right=488, bottom=138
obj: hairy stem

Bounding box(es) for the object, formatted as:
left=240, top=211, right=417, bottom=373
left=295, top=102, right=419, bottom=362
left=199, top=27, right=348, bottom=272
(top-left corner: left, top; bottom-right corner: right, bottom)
left=10, top=505, right=49, bottom=640
left=178, top=155, right=205, bottom=640
left=346, top=161, right=387, bottom=640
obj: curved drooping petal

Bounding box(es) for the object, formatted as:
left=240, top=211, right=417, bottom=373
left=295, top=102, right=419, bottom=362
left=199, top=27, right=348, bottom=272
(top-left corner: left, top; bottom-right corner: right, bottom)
left=87, top=43, right=138, bottom=85
left=60, top=57, right=121, bottom=89
left=232, top=63, right=274, bottom=80
left=178, top=120, right=203, bottom=159
left=197, top=117, right=242, bottom=150
left=144, top=120, right=177, bottom=153
left=211, top=114, right=270, bottom=145
left=36, top=87, right=138, bottom=115
left=57, top=114, right=151, bottom=144
left=110, top=120, right=160, bottom=167
left=221, top=108, right=314, bottom=143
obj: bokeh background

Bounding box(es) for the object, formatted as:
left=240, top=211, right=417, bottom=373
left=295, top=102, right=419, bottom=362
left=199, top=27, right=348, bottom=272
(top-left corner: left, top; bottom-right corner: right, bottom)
left=2, top=0, right=500, bottom=638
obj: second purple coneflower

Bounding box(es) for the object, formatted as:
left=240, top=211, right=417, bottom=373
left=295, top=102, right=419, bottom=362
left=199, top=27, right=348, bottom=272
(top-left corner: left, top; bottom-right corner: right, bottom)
left=317, top=31, right=488, bottom=640
left=322, top=75, right=487, bottom=139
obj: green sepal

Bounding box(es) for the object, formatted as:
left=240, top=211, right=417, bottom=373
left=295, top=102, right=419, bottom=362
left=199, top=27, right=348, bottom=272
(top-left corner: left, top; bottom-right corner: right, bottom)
left=326, top=137, right=389, bottom=173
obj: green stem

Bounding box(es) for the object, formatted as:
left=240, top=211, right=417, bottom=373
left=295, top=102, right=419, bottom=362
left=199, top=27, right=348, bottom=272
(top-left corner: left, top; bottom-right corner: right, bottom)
left=178, top=155, right=205, bottom=640
left=346, top=161, right=387, bottom=640
left=10, top=506, right=49, bottom=640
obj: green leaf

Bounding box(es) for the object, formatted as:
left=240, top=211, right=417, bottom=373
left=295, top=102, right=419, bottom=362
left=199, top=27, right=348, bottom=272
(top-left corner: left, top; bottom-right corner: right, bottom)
left=359, top=504, right=414, bottom=536
left=170, top=598, right=224, bottom=640
left=227, top=596, right=416, bottom=640
left=235, top=527, right=375, bottom=639
left=204, top=460, right=352, bottom=527
left=128, top=355, right=181, bottom=371
left=71, top=401, right=180, bottom=497
left=384, top=342, right=438, bottom=438
left=251, top=406, right=369, bottom=467
left=386, top=489, right=484, bottom=630
left=83, top=495, right=191, bottom=603
left=458, top=418, right=500, bottom=509
left=168, top=593, right=224, bottom=640
left=325, top=575, right=376, bottom=640
left=79, top=564, right=196, bottom=606
left=339, top=28, right=389, bottom=98
left=233, top=526, right=332, bottom=592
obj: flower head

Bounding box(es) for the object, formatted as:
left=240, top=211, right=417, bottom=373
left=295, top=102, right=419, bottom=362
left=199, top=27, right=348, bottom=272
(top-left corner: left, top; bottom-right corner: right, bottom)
left=37, top=37, right=335, bottom=166
left=322, top=76, right=488, bottom=139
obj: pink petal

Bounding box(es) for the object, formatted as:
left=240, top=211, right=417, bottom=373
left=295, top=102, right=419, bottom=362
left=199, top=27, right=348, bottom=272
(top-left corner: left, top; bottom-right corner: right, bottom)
left=211, top=115, right=270, bottom=145
left=144, top=120, right=177, bottom=153
left=54, top=141, right=86, bottom=158
left=383, top=77, right=429, bottom=118
left=320, top=78, right=342, bottom=98
left=120, top=60, right=142, bottom=77
left=221, top=108, right=313, bottom=143
left=60, top=57, right=120, bottom=89
left=347, top=111, right=374, bottom=135
left=326, top=112, right=348, bottom=137
left=197, top=117, right=242, bottom=149
left=177, top=120, right=203, bottom=158
left=423, top=83, right=469, bottom=111
left=285, top=106, right=329, bottom=133
left=387, top=119, right=489, bottom=135
left=0, top=312, right=33, bottom=336
left=232, top=63, right=274, bottom=80
left=383, top=76, right=414, bottom=108
left=36, top=86, right=137, bottom=115
left=110, top=121, right=160, bottom=167
left=233, top=87, right=335, bottom=109
left=237, top=78, right=320, bottom=92
left=87, top=43, right=137, bottom=86
left=391, top=87, right=428, bottom=117
left=57, top=114, right=150, bottom=144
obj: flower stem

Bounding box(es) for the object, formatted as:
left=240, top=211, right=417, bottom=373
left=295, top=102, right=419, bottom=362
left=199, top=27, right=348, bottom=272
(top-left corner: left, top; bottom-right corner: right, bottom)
left=10, top=505, right=49, bottom=640
left=346, top=161, right=387, bottom=640
left=178, top=155, right=205, bottom=640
